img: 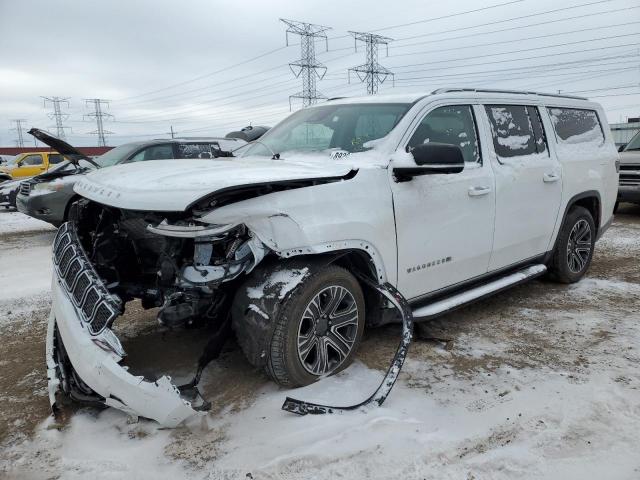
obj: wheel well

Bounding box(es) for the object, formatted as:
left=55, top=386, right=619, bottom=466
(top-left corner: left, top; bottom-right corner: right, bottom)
left=329, top=250, right=386, bottom=326
left=570, top=195, right=600, bottom=235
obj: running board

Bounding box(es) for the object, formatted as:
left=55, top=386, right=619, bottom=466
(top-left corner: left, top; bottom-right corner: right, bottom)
left=412, top=264, right=547, bottom=320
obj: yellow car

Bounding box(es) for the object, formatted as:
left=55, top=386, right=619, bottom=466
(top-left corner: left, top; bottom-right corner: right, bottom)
left=0, top=151, right=66, bottom=180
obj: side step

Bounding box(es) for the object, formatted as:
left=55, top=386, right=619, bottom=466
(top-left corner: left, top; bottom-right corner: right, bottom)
left=412, top=264, right=547, bottom=320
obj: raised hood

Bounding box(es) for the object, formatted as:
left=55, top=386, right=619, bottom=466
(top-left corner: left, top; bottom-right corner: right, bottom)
left=74, top=157, right=356, bottom=211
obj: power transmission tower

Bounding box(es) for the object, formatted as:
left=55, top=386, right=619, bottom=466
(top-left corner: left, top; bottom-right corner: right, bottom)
left=41, top=96, right=71, bottom=139
left=348, top=32, right=394, bottom=95
left=10, top=119, right=27, bottom=147
left=280, top=18, right=331, bottom=108
left=84, top=98, right=114, bottom=146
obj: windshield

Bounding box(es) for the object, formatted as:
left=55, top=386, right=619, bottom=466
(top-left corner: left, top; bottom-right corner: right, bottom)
left=624, top=130, right=640, bottom=151
left=241, top=103, right=410, bottom=157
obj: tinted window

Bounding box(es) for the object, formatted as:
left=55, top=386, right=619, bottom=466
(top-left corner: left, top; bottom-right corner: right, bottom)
left=408, top=105, right=481, bottom=164
left=20, top=154, right=43, bottom=166
left=486, top=105, right=539, bottom=158
left=48, top=154, right=65, bottom=164
left=176, top=143, right=222, bottom=159
left=547, top=108, right=604, bottom=145
left=130, top=144, right=175, bottom=162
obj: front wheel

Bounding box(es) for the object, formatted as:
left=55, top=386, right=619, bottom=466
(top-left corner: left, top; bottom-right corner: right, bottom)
left=548, top=206, right=596, bottom=283
left=266, top=265, right=365, bottom=387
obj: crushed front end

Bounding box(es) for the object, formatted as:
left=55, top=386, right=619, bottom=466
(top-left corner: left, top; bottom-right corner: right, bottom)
left=47, top=199, right=265, bottom=426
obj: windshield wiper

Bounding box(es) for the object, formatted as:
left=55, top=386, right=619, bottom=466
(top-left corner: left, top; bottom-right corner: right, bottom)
left=233, top=140, right=281, bottom=160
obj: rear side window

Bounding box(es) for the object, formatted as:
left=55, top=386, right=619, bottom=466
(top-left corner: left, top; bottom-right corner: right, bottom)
left=48, top=154, right=65, bottom=164
left=176, top=143, right=222, bottom=159
left=547, top=107, right=604, bottom=145
left=485, top=105, right=547, bottom=158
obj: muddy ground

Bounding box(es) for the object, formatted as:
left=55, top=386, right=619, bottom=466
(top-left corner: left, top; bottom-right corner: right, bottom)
left=0, top=206, right=638, bottom=479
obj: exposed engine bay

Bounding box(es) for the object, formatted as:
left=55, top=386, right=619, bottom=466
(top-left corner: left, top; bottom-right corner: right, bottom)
left=72, top=199, right=267, bottom=329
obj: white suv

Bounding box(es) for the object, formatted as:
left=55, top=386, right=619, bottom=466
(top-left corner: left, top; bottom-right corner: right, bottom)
left=47, top=89, right=619, bottom=426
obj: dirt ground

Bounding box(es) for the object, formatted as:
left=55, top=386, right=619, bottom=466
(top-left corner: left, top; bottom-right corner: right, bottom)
left=0, top=205, right=639, bottom=479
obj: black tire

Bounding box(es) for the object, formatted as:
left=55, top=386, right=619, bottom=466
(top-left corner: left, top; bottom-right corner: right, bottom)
left=549, top=206, right=596, bottom=284
left=266, top=265, right=366, bottom=387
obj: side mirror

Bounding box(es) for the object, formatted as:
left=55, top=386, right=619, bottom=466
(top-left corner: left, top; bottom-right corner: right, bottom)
left=393, top=143, right=465, bottom=182
left=618, top=144, right=627, bottom=152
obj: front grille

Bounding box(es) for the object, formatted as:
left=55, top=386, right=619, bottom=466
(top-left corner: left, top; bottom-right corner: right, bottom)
left=19, top=181, right=32, bottom=196
left=52, top=223, right=121, bottom=335
left=619, top=164, right=640, bottom=187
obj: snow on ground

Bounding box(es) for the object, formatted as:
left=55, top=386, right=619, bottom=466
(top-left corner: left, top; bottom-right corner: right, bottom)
left=0, top=210, right=56, bottom=236
left=0, top=207, right=639, bottom=479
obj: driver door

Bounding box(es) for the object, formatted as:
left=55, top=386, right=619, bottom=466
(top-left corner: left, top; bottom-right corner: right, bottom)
left=391, top=104, right=496, bottom=300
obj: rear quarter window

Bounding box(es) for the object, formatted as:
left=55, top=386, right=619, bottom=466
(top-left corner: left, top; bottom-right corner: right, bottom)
left=547, top=107, right=604, bottom=145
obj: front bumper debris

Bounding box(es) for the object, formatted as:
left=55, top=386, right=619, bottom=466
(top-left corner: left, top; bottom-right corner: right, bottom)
left=46, top=223, right=200, bottom=427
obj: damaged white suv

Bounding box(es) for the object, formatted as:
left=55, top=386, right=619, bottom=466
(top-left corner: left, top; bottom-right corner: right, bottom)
left=47, top=89, right=619, bottom=426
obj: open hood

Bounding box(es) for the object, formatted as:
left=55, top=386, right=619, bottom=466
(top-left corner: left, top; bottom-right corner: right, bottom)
left=74, top=157, right=356, bottom=212
left=28, top=128, right=99, bottom=168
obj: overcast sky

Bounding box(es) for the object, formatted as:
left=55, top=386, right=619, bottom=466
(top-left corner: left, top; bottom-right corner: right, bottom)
left=1, top=0, right=638, bottom=146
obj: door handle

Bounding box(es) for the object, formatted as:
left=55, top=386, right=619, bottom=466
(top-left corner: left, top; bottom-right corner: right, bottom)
left=468, top=186, right=492, bottom=197
left=543, top=172, right=560, bottom=183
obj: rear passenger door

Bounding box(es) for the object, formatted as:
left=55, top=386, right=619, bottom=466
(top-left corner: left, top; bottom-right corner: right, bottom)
left=483, top=104, right=562, bottom=271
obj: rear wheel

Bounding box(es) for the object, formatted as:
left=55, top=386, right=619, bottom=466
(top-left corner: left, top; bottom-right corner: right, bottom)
left=266, top=266, right=365, bottom=387
left=549, top=206, right=596, bottom=283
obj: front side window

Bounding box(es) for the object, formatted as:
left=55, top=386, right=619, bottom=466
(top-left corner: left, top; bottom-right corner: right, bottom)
left=486, top=105, right=548, bottom=158
left=241, top=103, right=410, bottom=157
left=20, top=154, right=43, bottom=166
left=547, top=107, right=604, bottom=145
left=408, top=105, right=481, bottom=164
left=130, top=144, right=175, bottom=162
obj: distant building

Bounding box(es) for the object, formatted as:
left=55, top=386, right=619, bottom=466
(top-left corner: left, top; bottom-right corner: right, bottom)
left=610, top=119, right=640, bottom=147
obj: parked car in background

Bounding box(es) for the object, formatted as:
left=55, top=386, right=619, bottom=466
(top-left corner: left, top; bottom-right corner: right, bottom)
left=17, top=129, right=248, bottom=226
left=617, top=129, right=640, bottom=208
left=0, top=179, right=21, bottom=209
left=0, top=151, right=66, bottom=180
left=46, top=89, right=618, bottom=426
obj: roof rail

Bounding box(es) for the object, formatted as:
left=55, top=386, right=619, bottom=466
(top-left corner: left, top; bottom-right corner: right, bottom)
left=430, top=88, right=587, bottom=101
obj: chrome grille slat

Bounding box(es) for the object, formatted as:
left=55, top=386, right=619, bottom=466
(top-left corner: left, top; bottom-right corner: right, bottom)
left=53, top=222, right=121, bottom=335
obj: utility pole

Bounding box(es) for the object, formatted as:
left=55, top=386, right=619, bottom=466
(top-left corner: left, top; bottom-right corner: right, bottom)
left=280, top=18, right=331, bottom=109
left=84, top=98, right=114, bottom=147
left=10, top=119, right=27, bottom=147
left=348, top=32, right=394, bottom=95
left=41, top=96, right=71, bottom=139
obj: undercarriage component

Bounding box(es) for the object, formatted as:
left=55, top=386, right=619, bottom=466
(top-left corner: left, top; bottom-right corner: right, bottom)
left=281, top=280, right=413, bottom=415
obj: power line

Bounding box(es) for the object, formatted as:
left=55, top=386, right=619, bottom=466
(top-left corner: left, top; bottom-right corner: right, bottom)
left=41, top=96, right=71, bottom=139
left=116, top=45, right=290, bottom=102
left=281, top=18, right=332, bottom=108
left=370, top=0, right=525, bottom=32
left=391, top=4, right=640, bottom=50
left=10, top=119, right=27, bottom=147
left=348, top=32, right=394, bottom=95
left=84, top=98, right=114, bottom=146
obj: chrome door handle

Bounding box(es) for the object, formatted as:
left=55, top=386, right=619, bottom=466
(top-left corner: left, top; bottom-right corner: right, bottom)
left=543, top=172, right=560, bottom=183
left=468, top=186, right=492, bottom=197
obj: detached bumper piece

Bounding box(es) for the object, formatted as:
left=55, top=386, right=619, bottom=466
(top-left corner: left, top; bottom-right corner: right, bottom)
left=281, top=281, right=414, bottom=415
left=47, top=222, right=201, bottom=427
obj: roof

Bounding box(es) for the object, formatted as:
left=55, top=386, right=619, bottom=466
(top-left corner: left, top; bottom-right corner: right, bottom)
left=326, top=88, right=590, bottom=106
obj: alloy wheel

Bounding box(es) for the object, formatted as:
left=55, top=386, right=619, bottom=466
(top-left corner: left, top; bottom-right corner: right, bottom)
left=566, top=218, right=592, bottom=273
left=297, top=285, right=359, bottom=376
